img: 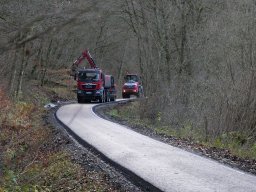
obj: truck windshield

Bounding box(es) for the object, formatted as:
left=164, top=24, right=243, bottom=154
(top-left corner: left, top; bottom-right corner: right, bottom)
left=125, top=75, right=138, bottom=82
left=78, top=71, right=100, bottom=82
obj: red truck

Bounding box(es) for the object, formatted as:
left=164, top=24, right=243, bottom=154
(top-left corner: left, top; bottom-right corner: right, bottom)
left=122, top=74, right=143, bottom=98
left=71, top=50, right=116, bottom=103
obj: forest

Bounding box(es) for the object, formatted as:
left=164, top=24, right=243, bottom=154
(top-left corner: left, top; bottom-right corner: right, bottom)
left=1, top=0, right=256, bottom=190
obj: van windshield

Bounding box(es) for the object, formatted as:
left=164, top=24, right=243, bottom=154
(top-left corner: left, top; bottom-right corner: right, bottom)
left=78, top=71, right=99, bottom=82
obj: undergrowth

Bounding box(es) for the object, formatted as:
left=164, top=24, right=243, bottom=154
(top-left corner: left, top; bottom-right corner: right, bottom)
left=0, top=85, right=116, bottom=192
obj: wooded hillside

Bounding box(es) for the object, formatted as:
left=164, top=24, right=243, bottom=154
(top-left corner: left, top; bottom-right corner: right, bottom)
left=121, top=1, right=256, bottom=152
left=1, top=1, right=256, bottom=189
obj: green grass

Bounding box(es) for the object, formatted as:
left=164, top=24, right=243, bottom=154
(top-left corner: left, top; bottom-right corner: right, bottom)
left=108, top=109, right=120, bottom=118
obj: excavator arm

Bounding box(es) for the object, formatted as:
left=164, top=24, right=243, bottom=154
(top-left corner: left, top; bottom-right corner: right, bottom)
left=82, top=50, right=97, bottom=69
left=71, top=49, right=97, bottom=76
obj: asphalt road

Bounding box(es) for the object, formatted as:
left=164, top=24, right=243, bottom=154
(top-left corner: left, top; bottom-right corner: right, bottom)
left=56, top=103, right=256, bottom=192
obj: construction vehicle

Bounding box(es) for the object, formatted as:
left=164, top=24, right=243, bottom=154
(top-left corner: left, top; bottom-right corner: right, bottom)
left=71, top=49, right=116, bottom=103
left=122, top=74, right=143, bottom=98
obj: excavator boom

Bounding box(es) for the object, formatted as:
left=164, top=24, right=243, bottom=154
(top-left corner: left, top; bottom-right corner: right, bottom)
left=71, top=49, right=97, bottom=76
left=82, top=50, right=97, bottom=69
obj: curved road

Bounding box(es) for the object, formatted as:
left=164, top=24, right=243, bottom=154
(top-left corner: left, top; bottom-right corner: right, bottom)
left=56, top=103, right=256, bottom=192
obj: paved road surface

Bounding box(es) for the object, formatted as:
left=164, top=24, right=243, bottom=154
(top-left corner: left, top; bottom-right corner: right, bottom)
left=56, top=103, right=256, bottom=192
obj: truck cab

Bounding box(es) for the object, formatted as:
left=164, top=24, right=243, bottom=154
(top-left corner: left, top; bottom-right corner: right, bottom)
left=71, top=49, right=116, bottom=103
left=122, top=74, right=143, bottom=98
left=76, top=69, right=116, bottom=103
left=76, top=69, right=105, bottom=103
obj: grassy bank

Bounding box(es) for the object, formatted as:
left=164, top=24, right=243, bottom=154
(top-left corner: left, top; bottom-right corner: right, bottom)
left=0, top=80, right=119, bottom=191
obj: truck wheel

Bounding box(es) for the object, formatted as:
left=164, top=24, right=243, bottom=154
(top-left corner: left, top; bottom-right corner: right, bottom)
left=77, top=96, right=83, bottom=103
left=137, top=91, right=141, bottom=98
left=140, top=87, right=144, bottom=97
left=110, top=97, right=115, bottom=102
left=105, top=94, right=110, bottom=102
left=99, top=93, right=105, bottom=103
